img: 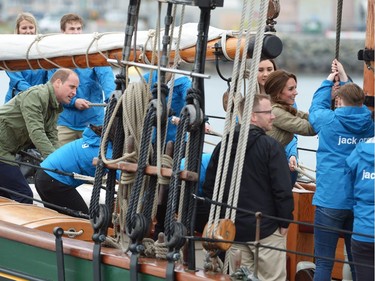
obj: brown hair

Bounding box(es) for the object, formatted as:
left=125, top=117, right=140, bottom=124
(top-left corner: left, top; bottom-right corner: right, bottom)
left=50, top=68, right=77, bottom=83
left=60, top=13, right=84, bottom=31
left=264, top=69, right=297, bottom=115
left=14, top=12, right=37, bottom=34
left=336, top=83, right=365, bottom=106
left=260, top=57, right=277, bottom=71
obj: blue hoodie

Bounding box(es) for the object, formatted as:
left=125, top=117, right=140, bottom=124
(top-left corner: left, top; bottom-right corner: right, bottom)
left=41, top=126, right=114, bottom=187
left=309, top=80, right=374, bottom=209
left=143, top=72, right=192, bottom=142
left=344, top=138, right=375, bottom=243
left=48, top=66, right=115, bottom=130
left=5, top=69, right=48, bottom=103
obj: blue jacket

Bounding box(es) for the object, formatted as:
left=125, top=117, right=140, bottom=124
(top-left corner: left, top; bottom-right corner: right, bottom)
left=285, top=102, right=298, bottom=160
left=285, top=135, right=298, bottom=160
left=48, top=66, right=115, bottom=130
left=344, top=138, right=374, bottom=243
left=41, top=126, right=115, bottom=187
left=309, top=80, right=374, bottom=209
left=5, top=69, right=48, bottom=103
left=144, top=72, right=192, bottom=142
left=180, top=153, right=212, bottom=196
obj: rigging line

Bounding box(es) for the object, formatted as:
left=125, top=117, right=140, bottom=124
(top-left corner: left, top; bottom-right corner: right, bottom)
left=229, top=0, right=269, bottom=224
left=0, top=157, right=114, bottom=193
left=208, top=0, right=250, bottom=238
left=206, top=114, right=225, bottom=120
left=185, top=235, right=375, bottom=269
left=0, top=156, right=72, bottom=177
left=297, top=147, right=317, bottom=153
left=293, top=166, right=316, bottom=183
left=0, top=186, right=89, bottom=219
left=335, top=0, right=344, bottom=59
left=194, top=194, right=375, bottom=240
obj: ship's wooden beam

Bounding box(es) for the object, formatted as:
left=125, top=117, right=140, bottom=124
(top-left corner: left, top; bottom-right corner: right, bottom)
left=92, top=158, right=198, bottom=183
left=0, top=35, right=282, bottom=71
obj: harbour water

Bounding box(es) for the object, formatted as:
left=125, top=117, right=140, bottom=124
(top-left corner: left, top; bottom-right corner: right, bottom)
left=0, top=69, right=363, bottom=173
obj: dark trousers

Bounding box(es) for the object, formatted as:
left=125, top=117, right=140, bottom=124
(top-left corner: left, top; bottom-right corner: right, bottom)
left=35, top=169, right=89, bottom=215
left=351, top=238, right=374, bottom=281
left=0, top=161, right=33, bottom=204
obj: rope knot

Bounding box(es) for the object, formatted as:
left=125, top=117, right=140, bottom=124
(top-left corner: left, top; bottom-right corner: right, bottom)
left=92, top=32, right=101, bottom=40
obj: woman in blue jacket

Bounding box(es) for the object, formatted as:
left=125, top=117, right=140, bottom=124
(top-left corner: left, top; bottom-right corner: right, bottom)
left=5, top=12, right=47, bottom=103
left=344, top=138, right=374, bottom=281
left=34, top=124, right=116, bottom=215
left=309, top=59, right=374, bottom=281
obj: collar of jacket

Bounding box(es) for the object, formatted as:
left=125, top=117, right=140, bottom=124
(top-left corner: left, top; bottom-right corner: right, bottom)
left=47, top=82, right=64, bottom=113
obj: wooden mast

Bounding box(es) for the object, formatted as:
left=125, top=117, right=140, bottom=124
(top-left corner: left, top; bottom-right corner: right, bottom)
left=363, top=0, right=374, bottom=108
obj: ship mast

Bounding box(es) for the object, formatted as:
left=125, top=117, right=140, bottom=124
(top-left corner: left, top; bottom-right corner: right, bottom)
left=361, top=0, right=374, bottom=111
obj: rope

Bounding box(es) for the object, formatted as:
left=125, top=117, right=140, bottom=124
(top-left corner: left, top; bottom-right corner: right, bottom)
left=207, top=0, right=251, bottom=244
left=335, top=0, right=344, bottom=59
left=230, top=0, right=269, bottom=222
left=294, top=165, right=316, bottom=183
left=201, top=0, right=270, bottom=273
left=142, top=237, right=156, bottom=257
left=158, top=154, right=173, bottom=186
left=153, top=233, right=169, bottom=261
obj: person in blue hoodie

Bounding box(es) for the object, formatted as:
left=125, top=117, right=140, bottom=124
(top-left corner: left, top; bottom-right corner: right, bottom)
left=5, top=12, right=48, bottom=103
left=34, top=124, right=115, bottom=215
left=309, top=59, right=374, bottom=281
left=344, top=137, right=374, bottom=281
left=48, top=13, right=115, bottom=146
left=143, top=67, right=192, bottom=143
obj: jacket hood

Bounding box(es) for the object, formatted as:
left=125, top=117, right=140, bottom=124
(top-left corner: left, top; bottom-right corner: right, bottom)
left=335, top=106, right=373, bottom=134
left=82, top=127, right=101, bottom=147
left=356, top=137, right=375, bottom=163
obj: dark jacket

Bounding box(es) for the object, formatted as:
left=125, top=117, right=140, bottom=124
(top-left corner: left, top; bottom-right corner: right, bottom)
left=197, top=125, right=294, bottom=241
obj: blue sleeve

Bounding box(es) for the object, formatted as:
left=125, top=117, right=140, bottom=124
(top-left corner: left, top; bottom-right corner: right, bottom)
left=285, top=103, right=298, bottom=159
left=285, top=135, right=298, bottom=159
left=6, top=71, right=32, bottom=93
left=308, top=80, right=334, bottom=132
left=94, top=67, right=115, bottom=103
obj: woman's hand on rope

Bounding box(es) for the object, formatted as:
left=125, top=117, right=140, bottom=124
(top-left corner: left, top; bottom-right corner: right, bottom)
left=288, top=156, right=297, bottom=172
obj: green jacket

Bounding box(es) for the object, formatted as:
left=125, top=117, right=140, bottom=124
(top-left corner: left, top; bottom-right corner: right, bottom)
left=267, top=103, right=316, bottom=146
left=0, top=82, right=63, bottom=164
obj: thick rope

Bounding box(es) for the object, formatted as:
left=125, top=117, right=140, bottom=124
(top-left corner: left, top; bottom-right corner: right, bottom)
left=229, top=0, right=269, bottom=221
left=335, top=0, right=343, bottom=59
left=206, top=0, right=250, bottom=242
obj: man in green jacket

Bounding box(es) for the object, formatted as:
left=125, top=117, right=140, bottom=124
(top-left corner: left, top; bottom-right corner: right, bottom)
left=0, top=68, right=79, bottom=203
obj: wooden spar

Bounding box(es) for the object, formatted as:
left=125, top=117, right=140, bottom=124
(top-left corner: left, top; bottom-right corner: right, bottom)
left=363, top=0, right=374, bottom=101
left=0, top=35, right=282, bottom=71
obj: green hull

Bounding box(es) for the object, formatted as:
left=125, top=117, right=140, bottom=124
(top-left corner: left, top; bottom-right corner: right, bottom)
left=0, top=237, right=163, bottom=281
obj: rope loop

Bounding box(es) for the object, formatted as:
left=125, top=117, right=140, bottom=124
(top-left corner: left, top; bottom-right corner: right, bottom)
left=185, top=87, right=201, bottom=105
left=151, top=82, right=169, bottom=99
left=158, top=153, right=173, bottom=185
